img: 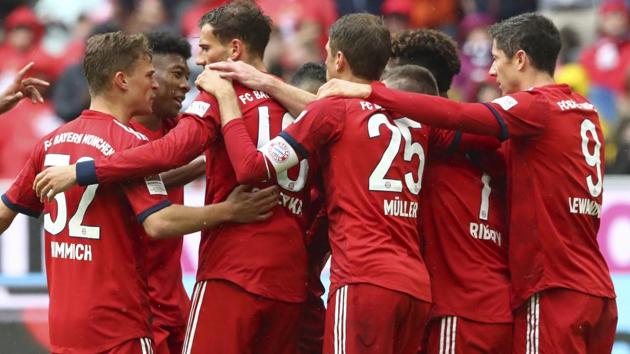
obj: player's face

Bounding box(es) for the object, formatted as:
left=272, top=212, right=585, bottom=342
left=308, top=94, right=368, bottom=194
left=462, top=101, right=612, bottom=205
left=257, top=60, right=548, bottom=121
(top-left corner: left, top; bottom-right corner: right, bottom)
left=127, top=55, right=159, bottom=116
left=152, top=53, right=191, bottom=119
left=196, top=24, right=231, bottom=66
left=324, top=40, right=338, bottom=81
left=489, top=40, right=519, bottom=95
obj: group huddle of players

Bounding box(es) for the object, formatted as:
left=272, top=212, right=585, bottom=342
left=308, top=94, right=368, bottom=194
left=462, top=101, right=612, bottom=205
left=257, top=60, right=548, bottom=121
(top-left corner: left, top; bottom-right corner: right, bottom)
left=0, top=1, right=619, bottom=353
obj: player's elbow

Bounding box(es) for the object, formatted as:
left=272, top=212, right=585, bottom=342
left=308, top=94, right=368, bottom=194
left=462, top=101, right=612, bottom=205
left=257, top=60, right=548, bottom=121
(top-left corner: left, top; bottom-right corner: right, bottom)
left=142, top=213, right=174, bottom=239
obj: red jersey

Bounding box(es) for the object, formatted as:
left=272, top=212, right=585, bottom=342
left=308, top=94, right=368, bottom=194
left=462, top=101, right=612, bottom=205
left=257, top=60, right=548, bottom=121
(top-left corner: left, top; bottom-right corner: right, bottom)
left=2, top=110, right=171, bottom=353
left=129, top=119, right=190, bottom=330
left=421, top=148, right=512, bottom=323
left=485, top=85, right=615, bottom=305
left=191, top=83, right=313, bottom=303
left=365, top=82, right=616, bottom=307
left=76, top=83, right=312, bottom=303
left=241, top=96, right=434, bottom=301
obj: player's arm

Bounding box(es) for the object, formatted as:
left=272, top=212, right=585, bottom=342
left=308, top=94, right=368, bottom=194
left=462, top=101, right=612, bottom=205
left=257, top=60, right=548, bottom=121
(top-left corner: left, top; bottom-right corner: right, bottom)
left=318, top=79, right=507, bottom=139
left=141, top=185, right=279, bottom=239
left=0, top=203, right=18, bottom=235
left=159, top=155, right=206, bottom=188
left=205, top=61, right=315, bottom=116
left=33, top=114, right=216, bottom=201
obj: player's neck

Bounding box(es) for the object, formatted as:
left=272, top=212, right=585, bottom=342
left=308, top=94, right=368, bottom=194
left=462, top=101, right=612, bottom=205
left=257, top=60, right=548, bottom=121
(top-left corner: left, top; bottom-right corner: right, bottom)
left=132, top=114, right=163, bottom=131
left=518, top=70, right=555, bottom=92
left=342, top=73, right=371, bottom=85
left=89, top=96, right=134, bottom=125
left=243, top=56, right=266, bottom=72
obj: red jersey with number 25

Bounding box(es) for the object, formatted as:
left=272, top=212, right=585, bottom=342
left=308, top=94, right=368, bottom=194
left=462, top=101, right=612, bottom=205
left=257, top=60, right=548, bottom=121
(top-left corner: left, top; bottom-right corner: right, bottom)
left=1, top=110, right=171, bottom=353
left=278, top=96, right=431, bottom=302
left=484, top=84, right=615, bottom=306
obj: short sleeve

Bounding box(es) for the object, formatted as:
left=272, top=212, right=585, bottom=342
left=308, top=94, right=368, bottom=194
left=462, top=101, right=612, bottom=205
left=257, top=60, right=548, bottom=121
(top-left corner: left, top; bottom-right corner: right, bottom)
left=485, top=91, right=550, bottom=138
left=280, top=97, right=346, bottom=159
left=122, top=176, right=172, bottom=223
left=183, top=91, right=221, bottom=126
left=2, top=143, right=44, bottom=217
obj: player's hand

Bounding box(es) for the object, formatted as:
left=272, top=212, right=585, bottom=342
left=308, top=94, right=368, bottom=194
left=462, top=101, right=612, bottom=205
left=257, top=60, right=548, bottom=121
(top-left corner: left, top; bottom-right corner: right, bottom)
left=207, top=61, right=273, bottom=91
left=33, top=165, right=78, bottom=202
left=0, top=62, right=50, bottom=114
left=225, top=185, right=279, bottom=223
left=195, top=66, right=234, bottom=97
left=317, top=79, right=372, bottom=99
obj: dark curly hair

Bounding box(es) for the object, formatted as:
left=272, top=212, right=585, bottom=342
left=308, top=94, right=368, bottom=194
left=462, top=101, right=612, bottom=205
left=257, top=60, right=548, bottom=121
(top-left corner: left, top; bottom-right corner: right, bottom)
left=390, top=29, right=461, bottom=95
left=199, top=0, right=272, bottom=59
left=145, top=31, right=191, bottom=60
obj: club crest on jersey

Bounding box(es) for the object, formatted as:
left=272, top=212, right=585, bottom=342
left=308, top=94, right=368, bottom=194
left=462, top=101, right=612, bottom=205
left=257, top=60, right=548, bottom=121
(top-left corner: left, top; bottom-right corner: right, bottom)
left=267, top=140, right=291, bottom=163
left=185, top=101, right=211, bottom=117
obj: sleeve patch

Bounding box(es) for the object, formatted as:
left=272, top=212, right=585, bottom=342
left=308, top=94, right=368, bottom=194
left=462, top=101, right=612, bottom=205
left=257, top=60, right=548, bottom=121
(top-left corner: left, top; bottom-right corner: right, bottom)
left=144, top=175, right=167, bottom=195
left=185, top=101, right=211, bottom=117
left=260, top=136, right=299, bottom=173
left=492, top=95, right=518, bottom=111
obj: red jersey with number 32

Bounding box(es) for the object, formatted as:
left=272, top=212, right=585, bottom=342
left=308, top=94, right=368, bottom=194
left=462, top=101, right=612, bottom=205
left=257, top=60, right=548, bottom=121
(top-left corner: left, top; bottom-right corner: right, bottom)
left=280, top=96, right=431, bottom=302
left=183, top=82, right=313, bottom=303
left=1, top=110, right=171, bottom=353
left=485, top=84, right=615, bottom=306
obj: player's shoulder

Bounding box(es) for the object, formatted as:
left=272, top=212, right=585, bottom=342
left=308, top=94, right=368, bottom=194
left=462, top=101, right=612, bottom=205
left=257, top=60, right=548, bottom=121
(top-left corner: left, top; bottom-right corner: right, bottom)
left=184, top=91, right=217, bottom=118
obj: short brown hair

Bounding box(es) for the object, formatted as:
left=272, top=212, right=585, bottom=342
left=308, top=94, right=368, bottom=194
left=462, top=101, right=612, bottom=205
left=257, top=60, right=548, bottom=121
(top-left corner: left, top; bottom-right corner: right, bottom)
left=390, top=29, right=460, bottom=95
left=329, top=13, right=391, bottom=81
left=382, top=65, right=439, bottom=95
left=199, top=0, right=272, bottom=59
left=83, top=31, right=151, bottom=95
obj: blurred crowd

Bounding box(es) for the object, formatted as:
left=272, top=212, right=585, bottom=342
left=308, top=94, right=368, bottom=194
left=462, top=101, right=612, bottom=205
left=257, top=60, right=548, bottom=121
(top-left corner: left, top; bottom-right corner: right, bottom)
left=1, top=0, right=630, bottom=178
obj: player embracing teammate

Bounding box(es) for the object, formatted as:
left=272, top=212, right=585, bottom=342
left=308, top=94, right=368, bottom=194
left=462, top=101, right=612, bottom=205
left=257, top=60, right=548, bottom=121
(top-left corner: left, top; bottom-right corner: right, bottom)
left=24, top=5, right=617, bottom=354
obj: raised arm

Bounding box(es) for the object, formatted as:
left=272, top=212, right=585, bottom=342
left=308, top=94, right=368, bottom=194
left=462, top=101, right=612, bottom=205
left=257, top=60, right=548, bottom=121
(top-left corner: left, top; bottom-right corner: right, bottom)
left=206, top=61, right=315, bottom=116
left=34, top=115, right=216, bottom=200
left=318, top=80, right=506, bottom=139
left=0, top=62, right=50, bottom=115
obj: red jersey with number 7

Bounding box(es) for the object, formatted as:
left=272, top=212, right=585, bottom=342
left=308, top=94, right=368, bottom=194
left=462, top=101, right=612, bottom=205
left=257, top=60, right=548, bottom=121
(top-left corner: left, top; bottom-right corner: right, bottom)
left=1, top=110, right=171, bottom=353
left=484, top=84, right=615, bottom=306
left=275, top=96, right=431, bottom=302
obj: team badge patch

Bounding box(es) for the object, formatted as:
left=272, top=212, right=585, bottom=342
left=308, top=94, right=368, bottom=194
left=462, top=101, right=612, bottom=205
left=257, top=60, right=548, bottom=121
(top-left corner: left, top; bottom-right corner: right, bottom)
left=266, top=140, right=291, bottom=163
left=492, top=95, right=518, bottom=111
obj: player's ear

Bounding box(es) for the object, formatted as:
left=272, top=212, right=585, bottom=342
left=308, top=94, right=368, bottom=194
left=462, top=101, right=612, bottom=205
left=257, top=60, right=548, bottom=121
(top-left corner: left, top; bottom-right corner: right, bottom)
left=335, top=50, right=345, bottom=73
left=229, top=39, right=243, bottom=61
left=112, top=71, right=129, bottom=91
left=514, top=49, right=527, bottom=71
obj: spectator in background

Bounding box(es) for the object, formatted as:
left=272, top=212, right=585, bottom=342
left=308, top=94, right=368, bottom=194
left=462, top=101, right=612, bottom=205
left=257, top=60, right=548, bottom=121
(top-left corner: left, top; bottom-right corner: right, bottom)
left=52, top=23, right=121, bottom=122
left=581, top=0, right=630, bottom=123
left=0, top=6, right=62, bottom=87
left=180, top=0, right=229, bottom=37
left=453, top=13, right=495, bottom=101
left=381, top=0, right=459, bottom=34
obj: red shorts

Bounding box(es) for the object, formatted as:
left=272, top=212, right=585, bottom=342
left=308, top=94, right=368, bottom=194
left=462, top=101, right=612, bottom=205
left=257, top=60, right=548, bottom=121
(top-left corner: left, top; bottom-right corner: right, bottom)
left=93, top=338, right=154, bottom=354
left=153, top=322, right=186, bottom=354
left=423, top=316, right=512, bottom=354
left=298, top=291, right=326, bottom=354
left=182, top=279, right=303, bottom=354
left=512, top=288, right=617, bottom=354
left=323, top=283, right=430, bottom=354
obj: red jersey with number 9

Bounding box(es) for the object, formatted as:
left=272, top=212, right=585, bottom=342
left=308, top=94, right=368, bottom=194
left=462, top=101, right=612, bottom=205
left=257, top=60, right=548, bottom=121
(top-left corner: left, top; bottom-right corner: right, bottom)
left=485, top=84, right=615, bottom=306
left=281, top=96, right=431, bottom=302
left=2, top=110, right=171, bottom=353
left=184, top=82, right=314, bottom=303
